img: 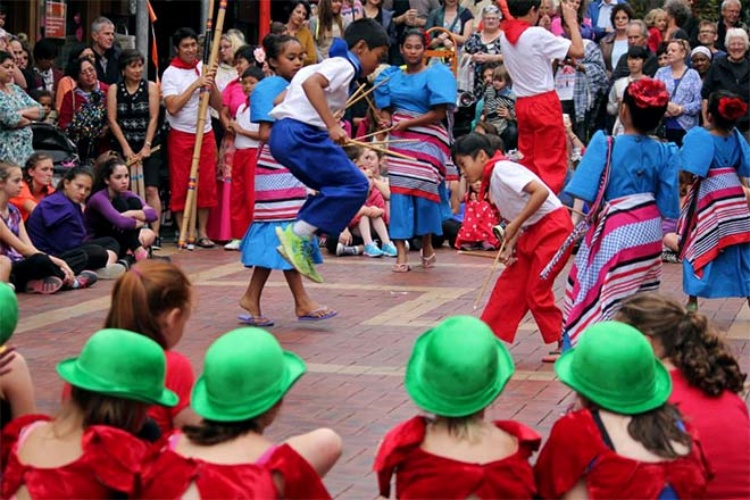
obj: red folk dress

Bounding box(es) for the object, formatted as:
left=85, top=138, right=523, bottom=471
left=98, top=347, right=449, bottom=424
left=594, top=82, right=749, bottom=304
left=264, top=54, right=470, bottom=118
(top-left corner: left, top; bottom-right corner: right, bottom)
left=1, top=414, right=147, bottom=499
left=534, top=409, right=711, bottom=499
left=139, top=433, right=331, bottom=499
left=374, top=416, right=540, bottom=499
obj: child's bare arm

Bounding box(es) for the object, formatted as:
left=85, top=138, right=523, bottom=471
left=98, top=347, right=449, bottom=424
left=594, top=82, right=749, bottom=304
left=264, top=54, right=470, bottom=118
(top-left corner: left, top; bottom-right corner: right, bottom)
left=373, top=178, right=391, bottom=199
left=302, top=74, right=348, bottom=144
left=231, top=121, right=262, bottom=140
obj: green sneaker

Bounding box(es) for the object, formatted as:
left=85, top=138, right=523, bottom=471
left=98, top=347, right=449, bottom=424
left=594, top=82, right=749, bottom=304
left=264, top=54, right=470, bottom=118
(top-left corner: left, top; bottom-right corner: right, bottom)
left=275, top=225, right=325, bottom=283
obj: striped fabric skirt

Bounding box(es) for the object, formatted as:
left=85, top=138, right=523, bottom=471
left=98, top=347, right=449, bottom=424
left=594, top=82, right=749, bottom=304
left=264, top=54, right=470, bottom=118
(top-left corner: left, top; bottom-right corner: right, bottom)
left=253, top=143, right=308, bottom=222
left=564, top=193, right=662, bottom=346
left=677, top=166, right=750, bottom=275
left=388, top=111, right=451, bottom=203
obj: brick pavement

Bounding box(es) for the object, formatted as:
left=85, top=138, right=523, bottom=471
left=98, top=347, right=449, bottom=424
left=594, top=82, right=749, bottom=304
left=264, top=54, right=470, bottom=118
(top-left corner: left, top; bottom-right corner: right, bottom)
left=12, top=244, right=750, bottom=498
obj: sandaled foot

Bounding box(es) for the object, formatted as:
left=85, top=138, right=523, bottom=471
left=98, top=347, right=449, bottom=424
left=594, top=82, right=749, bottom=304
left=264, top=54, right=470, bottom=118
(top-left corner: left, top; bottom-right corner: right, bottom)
left=420, top=250, right=436, bottom=268
left=392, top=263, right=411, bottom=273
left=238, top=314, right=275, bottom=327
left=297, top=306, right=338, bottom=322
left=25, top=276, right=64, bottom=294
left=195, top=237, right=216, bottom=249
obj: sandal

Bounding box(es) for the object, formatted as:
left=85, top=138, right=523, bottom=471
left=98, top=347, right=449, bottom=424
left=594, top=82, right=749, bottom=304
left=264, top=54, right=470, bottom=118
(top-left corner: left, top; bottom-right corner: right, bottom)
left=420, top=250, right=436, bottom=268
left=25, top=276, right=64, bottom=295
left=392, top=263, right=411, bottom=273
left=195, top=237, right=216, bottom=249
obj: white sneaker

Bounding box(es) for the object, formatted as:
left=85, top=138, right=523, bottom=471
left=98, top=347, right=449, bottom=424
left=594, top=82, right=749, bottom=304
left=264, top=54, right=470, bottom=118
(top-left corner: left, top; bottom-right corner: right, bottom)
left=95, top=263, right=127, bottom=280
left=224, top=239, right=241, bottom=251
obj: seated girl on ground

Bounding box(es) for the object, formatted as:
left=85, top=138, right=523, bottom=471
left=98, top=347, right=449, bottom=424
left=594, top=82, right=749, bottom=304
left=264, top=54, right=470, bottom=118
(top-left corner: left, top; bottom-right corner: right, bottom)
left=374, top=316, right=540, bottom=499
left=140, top=327, right=341, bottom=499
left=9, top=153, right=54, bottom=221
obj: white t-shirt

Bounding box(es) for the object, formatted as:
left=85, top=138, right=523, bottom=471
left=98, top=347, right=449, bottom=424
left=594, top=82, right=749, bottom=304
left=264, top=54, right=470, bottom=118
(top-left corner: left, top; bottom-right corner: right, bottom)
left=161, top=61, right=212, bottom=134
left=597, top=3, right=615, bottom=30
left=489, top=160, right=562, bottom=227
left=500, top=27, right=571, bottom=97
left=234, top=103, right=260, bottom=149
left=270, top=57, right=355, bottom=129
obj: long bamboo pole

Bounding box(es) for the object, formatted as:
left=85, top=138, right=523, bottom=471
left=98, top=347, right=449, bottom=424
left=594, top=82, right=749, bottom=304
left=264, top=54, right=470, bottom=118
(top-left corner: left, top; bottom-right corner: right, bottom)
left=178, top=0, right=229, bottom=248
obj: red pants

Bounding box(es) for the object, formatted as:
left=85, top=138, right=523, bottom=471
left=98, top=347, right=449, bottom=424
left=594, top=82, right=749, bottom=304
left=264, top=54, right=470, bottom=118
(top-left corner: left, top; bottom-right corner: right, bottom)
left=516, top=91, right=567, bottom=194
left=168, top=129, right=218, bottom=211
left=481, top=207, right=573, bottom=344
left=231, top=147, right=258, bottom=239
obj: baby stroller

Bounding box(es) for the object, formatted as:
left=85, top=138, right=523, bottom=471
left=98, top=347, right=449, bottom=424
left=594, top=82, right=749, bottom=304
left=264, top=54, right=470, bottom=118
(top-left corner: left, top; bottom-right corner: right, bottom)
left=31, top=122, right=80, bottom=186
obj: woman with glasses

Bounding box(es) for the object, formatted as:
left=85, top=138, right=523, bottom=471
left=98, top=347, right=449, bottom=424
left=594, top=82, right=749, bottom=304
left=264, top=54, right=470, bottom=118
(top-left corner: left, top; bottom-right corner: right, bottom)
left=462, top=5, right=504, bottom=99
left=654, top=39, right=701, bottom=146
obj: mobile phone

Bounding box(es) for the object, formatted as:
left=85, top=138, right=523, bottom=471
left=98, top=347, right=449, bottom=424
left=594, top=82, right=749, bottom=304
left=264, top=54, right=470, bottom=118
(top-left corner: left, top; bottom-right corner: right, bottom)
left=562, top=113, right=571, bottom=127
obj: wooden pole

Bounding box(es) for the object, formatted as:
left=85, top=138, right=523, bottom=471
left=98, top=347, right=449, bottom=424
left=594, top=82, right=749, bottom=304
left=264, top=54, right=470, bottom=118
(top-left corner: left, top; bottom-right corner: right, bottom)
left=473, top=238, right=508, bottom=310
left=177, top=0, right=229, bottom=248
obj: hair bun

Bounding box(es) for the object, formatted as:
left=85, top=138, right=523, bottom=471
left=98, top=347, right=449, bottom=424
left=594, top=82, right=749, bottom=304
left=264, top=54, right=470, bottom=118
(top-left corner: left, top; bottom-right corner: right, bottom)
left=718, top=96, right=748, bottom=122
left=627, top=78, right=669, bottom=109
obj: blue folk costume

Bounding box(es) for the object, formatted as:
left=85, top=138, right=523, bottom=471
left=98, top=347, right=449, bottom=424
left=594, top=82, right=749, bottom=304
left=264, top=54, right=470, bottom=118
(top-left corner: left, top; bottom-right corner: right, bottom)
left=562, top=131, right=680, bottom=346
left=239, top=75, right=322, bottom=270
left=373, top=64, right=457, bottom=240
left=268, top=49, right=369, bottom=236
left=678, top=127, right=750, bottom=299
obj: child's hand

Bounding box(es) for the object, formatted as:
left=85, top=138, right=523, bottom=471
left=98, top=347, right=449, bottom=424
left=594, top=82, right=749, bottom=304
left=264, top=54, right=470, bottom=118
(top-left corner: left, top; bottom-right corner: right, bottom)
left=497, top=106, right=510, bottom=119
left=339, top=228, right=353, bottom=245
left=561, top=0, right=579, bottom=27
left=328, top=123, right=349, bottom=144
left=503, top=220, right=520, bottom=244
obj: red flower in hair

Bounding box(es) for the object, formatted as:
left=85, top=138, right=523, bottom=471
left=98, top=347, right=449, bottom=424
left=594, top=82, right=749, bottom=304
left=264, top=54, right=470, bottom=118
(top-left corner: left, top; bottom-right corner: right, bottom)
left=718, top=97, right=748, bottom=122
left=627, top=78, right=669, bottom=109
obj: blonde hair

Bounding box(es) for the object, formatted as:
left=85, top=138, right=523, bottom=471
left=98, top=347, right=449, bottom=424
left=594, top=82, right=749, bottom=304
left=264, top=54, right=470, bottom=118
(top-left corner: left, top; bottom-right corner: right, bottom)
left=644, top=8, right=666, bottom=29
left=222, top=29, right=246, bottom=61
left=431, top=412, right=486, bottom=443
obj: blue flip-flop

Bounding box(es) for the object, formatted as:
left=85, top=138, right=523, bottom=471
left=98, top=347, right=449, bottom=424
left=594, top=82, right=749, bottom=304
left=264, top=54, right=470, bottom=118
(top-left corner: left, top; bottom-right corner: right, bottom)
left=238, top=314, right=275, bottom=327
left=298, top=307, right=338, bottom=322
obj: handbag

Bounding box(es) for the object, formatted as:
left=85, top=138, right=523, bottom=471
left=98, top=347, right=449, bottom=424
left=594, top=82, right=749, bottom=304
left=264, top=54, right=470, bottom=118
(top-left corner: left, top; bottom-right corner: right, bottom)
left=655, top=75, right=682, bottom=139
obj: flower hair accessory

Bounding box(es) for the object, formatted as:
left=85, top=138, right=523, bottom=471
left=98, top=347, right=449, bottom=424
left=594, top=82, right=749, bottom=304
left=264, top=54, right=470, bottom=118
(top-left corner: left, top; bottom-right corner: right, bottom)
left=718, top=96, right=748, bottom=122
left=627, top=78, right=669, bottom=109
left=253, top=47, right=266, bottom=65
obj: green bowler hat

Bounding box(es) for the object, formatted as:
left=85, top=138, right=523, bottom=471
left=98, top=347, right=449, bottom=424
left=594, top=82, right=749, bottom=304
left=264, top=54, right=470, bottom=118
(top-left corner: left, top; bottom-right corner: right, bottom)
left=0, top=282, right=18, bottom=346
left=191, top=328, right=306, bottom=422
left=405, top=316, right=515, bottom=417
left=57, top=329, right=178, bottom=407
left=556, top=321, right=672, bottom=415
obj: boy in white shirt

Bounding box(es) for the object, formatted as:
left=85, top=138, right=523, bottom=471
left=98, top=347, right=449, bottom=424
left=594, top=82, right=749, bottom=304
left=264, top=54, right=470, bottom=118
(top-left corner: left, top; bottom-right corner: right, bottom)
left=498, top=0, right=584, bottom=194
left=453, top=133, right=573, bottom=359
left=269, top=19, right=390, bottom=282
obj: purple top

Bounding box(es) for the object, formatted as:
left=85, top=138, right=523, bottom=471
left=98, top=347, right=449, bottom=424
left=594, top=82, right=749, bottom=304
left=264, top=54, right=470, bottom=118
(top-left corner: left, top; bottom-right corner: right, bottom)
left=84, top=190, right=156, bottom=237
left=26, top=191, right=87, bottom=255
left=0, top=204, right=24, bottom=262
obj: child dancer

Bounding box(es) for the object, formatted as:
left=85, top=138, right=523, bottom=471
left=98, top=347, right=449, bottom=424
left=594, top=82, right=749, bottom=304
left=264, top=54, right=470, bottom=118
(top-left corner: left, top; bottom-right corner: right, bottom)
left=616, top=293, right=750, bottom=499
left=240, top=34, right=336, bottom=325
left=140, top=327, right=341, bottom=498
left=535, top=321, right=710, bottom=498
left=1, top=328, right=177, bottom=498
left=0, top=282, right=36, bottom=431
left=269, top=18, right=390, bottom=282
left=453, top=133, right=573, bottom=356
left=374, top=316, right=540, bottom=498
left=498, top=0, right=584, bottom=194
left=562, top=78, right=680, bottom=348
left=677, top=91, right=750, bottom=311
left=86, top=152, right=157, bottom=263
left=225, top=66, right=265, bottom=251
left=374, top=28, right=457, bottom=273
left=104, top=260, right=199, bottom=434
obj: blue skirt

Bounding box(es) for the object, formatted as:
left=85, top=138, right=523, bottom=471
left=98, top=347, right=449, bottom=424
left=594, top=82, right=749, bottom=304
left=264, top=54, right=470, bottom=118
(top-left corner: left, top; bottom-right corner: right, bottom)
left=683, top=244, right=750, bottom=298
left=389, top=193, right=444, bottom=240
left=240, top=221, right=323, bottom=270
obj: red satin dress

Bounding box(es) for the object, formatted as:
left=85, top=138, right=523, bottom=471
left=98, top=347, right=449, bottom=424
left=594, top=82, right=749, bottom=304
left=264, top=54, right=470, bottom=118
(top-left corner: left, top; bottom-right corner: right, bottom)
left=374, top=416, right=541, bottom=499
left=1, top=414, right=147, bottom=499
left=139, top=432, right=331, bottom=499
left=534, top=409, right=711, bottom=499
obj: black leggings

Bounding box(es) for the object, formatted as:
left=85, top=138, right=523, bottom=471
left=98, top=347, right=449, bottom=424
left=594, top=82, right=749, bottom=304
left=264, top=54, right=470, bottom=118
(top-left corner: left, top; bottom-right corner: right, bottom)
left=59, top=237, right=121, bottom=274
left=11, top=253, right=66, bottom=291
left=98, top=198, right=144, bottom=257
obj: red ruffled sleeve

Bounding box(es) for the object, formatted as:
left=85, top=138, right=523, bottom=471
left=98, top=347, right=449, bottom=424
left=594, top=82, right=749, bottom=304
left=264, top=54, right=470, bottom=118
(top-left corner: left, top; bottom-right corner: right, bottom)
left=373, top=416, right=427, bottom=498
left=534, top=410, right=604, bottom=498
left=266, top=443, right=332, bottom=499
left=494, top=420, right=542, bottom=458
left=1, top=414, right=50, bottom=470
left=82, top=425, right=148, bottom=496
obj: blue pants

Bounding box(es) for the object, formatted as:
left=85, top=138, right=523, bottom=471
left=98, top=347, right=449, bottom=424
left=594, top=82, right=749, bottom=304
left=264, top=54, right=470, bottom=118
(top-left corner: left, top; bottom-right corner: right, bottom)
left=269, top=119, right=369, bottom=235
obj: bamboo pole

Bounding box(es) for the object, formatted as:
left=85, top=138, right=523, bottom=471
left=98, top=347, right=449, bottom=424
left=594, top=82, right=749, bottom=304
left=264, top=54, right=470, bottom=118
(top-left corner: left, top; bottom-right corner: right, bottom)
left=344, top=77, right=390, bottom=110
left=473, top=238, right=508, bottom=310
left=355, top=125, right=395, bottom=141
left=177, top=0, right=229, bottom=248
left=348, top=139, right=418, bottom=161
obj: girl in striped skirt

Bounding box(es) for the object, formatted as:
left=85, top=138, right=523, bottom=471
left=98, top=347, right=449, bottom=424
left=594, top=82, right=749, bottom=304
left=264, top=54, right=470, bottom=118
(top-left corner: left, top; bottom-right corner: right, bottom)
left=678, top=90, right=750, bottom=311
left=562, top=78, right=680, bottom=348
left=374, top=29, right=458, bottom=273
left=238, top=34, right=337, bottom=326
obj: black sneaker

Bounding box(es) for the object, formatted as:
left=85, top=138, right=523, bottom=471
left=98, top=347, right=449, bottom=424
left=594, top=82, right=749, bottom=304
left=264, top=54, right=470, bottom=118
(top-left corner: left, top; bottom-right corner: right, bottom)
left=152, top=237, right=162, bottom=251
left=661, top=250, right=680, bottom=263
